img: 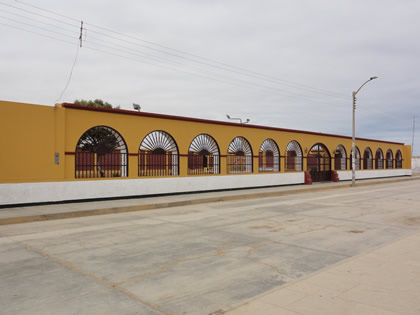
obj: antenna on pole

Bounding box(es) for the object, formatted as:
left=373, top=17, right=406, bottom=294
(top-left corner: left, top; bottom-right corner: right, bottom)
left=79, top=21, right=84, bottom=47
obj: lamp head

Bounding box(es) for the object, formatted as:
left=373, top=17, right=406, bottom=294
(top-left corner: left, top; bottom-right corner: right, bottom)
left=226, top=114, right=231, bottom=119
left=370, top=76, right=378, bottom=80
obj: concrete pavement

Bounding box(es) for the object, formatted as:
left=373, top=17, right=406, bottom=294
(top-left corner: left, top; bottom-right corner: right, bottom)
left=1, top=178, right=420, bottom=314
left=226, top=229, right=420, bottom=315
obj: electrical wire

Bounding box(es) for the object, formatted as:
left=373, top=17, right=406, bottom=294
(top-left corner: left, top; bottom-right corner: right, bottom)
left=0, top=2, right=79, bottom=28
left=12, top=0, right=406, bottom=115
left=0, top=15, right=77, bottom=38
left=0, top=13, right=347, bottom=103
left=2, top=1, right=411, bottom=140
left=0, top=7, right=79, bottom=34
left=83, top=26, right=349, bottom=100
left=8, top=0, right=349, bottom=100
left=55, top=42, right=80, bottom=103
left=0, top=21, right=76, bottom=45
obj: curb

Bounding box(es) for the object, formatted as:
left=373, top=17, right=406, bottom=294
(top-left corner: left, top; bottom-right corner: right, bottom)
left=1, top=176, right=418, bottom=226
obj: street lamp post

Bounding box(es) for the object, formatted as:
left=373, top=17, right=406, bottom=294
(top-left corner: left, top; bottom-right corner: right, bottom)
left=352, top=76, right=378, bottom=187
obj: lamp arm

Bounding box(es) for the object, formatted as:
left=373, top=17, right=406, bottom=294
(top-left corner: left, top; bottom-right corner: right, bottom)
left=354, top=76, right=377, bottom=96
left=354, top=79, right=371, bottom=96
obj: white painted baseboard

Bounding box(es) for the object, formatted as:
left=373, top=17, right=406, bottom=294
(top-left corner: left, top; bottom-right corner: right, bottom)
left=0, top=173, right=304, bottom=205
left=337, top=169, right=412, bottom=180
left=0, top=169, right=412, bottom=206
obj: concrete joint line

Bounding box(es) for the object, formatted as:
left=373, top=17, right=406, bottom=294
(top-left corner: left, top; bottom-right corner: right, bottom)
left=20, top=241, right=171, bottom=315
left=226, top=228, right=420, bottom=314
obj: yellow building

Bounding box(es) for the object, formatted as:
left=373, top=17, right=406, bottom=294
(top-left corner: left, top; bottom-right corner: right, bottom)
left=0, top=100, right=411, bottom=206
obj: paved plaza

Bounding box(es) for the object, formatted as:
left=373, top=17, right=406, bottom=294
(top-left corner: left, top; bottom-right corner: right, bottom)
left=1, top=179, right=420, bottom=314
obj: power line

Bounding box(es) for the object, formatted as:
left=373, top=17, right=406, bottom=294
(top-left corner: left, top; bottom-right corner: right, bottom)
left=0, top=14, right=347, bottom=103
left=84, top=26, right=349, bottom=100
left=0, top=21, right=76, bottom=45
left=1, top=19, right=289, bottom=98
left=0, top=7, right=79, bottom=34
left=56, top=20, right=84, bottom=103
left=14, top=0, right=80, bottom=22
left=0, top=2, right=79, bottom=28
left=55, top=42, right=80, bottom=103
left=0, top=14, right=77, bottom=39
left=9, top=0, right=349, bottom=100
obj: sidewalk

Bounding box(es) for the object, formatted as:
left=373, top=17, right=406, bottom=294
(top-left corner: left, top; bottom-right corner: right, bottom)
left=0, top=175, right=418, bottom=225
left=226, top=229, right=420, bottom=315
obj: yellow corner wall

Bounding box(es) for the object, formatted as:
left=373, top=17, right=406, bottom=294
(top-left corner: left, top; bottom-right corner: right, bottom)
left=0, top=100, right=411, bottom=183
left=0, top=101, right=65, bottom=182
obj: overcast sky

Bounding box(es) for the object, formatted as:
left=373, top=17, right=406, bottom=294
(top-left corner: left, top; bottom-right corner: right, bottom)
left=1, top=0, right=419, bottom=154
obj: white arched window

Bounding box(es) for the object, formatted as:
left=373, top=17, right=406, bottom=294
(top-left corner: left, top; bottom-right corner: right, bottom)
left=139, top=130, right=179, bottom=176
left=188, top=134, right=220, bottom=175
left=335, top=145, right=347, bottom=170
left=259, top=139, right=280, bottom=172
left=285, top=140, right=302, bottom=171
left=227, top=137, right=253, bottom=174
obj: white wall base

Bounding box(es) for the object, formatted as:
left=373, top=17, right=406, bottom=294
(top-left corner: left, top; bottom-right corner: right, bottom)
left=337, top=169, right=412, bottom=181
left=412, top=158, right=420, bottom=170
left=0, top=169, right=412, bottom=206
left=0, top=173, right=304, bottom=206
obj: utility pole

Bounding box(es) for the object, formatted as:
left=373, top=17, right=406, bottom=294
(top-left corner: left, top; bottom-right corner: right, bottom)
left=351, top=76, right=378, bottom=187
left=79, top=21, right=84, bottom=47
left=413, top=116, right=416, bottom=156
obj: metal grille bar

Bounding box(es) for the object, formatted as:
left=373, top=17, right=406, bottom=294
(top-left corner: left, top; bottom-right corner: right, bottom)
left=307, top=143, right=331, bottom=182
left=75, top=151, right=128, bottom=178
left=363, top=147, right=373, bottom=169
left=259, top=139, right=280, bottom=172
left=227, top=137, right=253, bottom=174
left=138, top=151, right=178, bottom=176
left=375, top=149, right=384, bottom=169
left=285, top=140, right=302, bottom=171
left=75, top=126, right=128, bottom=178
left=395, top=150, right=402, bottom=168
left=386, top=150, right=393, bottom=169
left=139, top=130, right=179, bottom=176
left=334, top=145, right=347, bottom=170
left=350, top=146, right=361, bottom=170
left=188, top=153, right=219, bottom=175
left=188, top=134, right=220, bottom=175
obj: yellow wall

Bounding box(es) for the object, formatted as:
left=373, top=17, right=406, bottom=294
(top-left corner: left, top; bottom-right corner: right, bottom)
left=0, top=100, right=410, bottom=183
left=0, top=101, right=65, bottom=182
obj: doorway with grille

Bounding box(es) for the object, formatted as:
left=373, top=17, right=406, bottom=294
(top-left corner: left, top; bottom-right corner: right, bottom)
left=307, top=143, right=331, bottom=182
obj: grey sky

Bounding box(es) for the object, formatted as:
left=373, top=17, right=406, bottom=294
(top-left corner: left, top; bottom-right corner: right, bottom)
left=1, top=0, right=419, bottom=154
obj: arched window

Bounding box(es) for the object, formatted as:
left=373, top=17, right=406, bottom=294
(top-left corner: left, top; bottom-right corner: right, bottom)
left=386, top=149, right=393, bottom=169
left=227, top=137, right=253, bottom=174
left=188, top=134, right=220, bottom=175
left=363, top=147, right=373, bottom=169
left=375, top=148, right=384, bottom=169
left=285, top=140, right=303, bottom=171
left=138, top=131, right=179, bottom=176
left=259, top=139, right=280, bottom=172
left=75, top=126, right=128, bottom=178
left=395, top=150, right=402, bottom=169
left=334, top=145, right=347, bottom=170
left=350, top=146, right=361, bottom=170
